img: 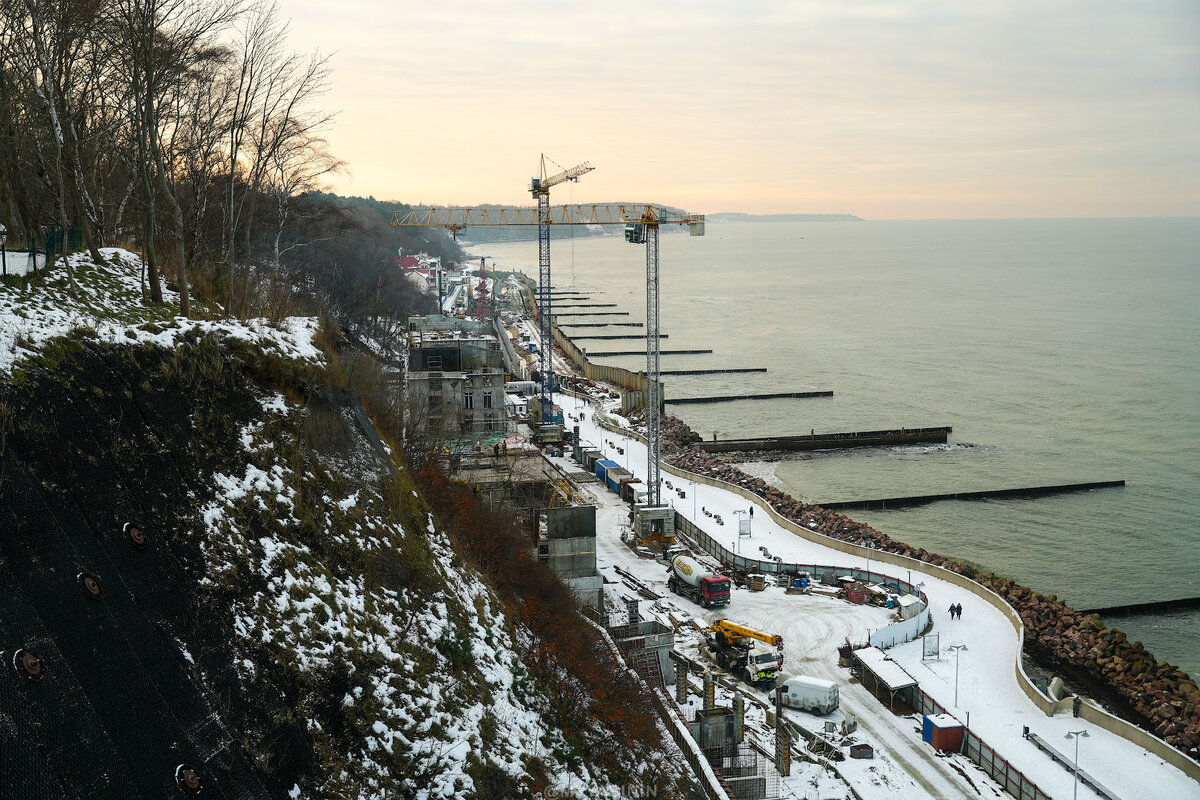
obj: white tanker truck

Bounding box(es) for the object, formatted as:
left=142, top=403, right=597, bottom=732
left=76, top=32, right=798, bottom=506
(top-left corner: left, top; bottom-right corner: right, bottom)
left=667, top=555, right=731, bottom=608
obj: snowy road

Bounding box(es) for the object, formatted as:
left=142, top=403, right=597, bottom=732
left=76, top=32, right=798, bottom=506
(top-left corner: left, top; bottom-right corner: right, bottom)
left=554, top=391, right=1200, bottom=800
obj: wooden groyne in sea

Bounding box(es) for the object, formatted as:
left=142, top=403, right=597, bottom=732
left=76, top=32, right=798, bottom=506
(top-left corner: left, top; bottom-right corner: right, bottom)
left=820, top=480, right=1126, bottom=510
left=1080, top=596, right=1200, bottom=617
left=694, top=426, right=952, bottom=453
left=660, top=368, right=767, bottom=375
left=667, top=391, right=832, bottom=405
left=591, top=348, right=712, bottom=357
left=557, top=322, right=644, bottom=328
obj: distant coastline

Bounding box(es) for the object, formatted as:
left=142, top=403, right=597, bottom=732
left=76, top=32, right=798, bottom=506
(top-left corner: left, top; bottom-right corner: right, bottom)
left=706, top=212, right=863, bottom=223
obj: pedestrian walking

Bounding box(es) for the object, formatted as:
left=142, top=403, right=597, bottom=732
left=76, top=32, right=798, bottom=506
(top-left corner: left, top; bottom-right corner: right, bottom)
left=954, top=603, right=963, bottom=619
left=749, top=507, right=754, bottom=518
left=948, top=603, right=956, bottom=619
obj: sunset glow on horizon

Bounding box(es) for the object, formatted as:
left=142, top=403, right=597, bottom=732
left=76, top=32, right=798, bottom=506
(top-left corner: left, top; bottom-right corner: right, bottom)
left=281, top=1, right=1199, bottom=219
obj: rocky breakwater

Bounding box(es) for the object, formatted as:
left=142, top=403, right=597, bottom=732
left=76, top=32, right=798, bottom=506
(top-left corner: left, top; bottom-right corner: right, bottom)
left=658, top=416, right=1200, bottom=760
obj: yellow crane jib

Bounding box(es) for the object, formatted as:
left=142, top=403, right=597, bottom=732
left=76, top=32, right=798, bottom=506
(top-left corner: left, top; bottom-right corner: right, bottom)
left=390, top=204, right=705, bottom=234
left=708, top=619, right=784, bottom=651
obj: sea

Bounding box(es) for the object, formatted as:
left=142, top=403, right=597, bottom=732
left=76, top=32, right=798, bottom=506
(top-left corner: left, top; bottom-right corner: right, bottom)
left=467, top=217, right=1200, bottom=677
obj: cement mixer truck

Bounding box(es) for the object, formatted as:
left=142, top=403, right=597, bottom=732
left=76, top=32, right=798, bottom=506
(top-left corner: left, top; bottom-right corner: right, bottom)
left=667, top=555, right=731, bottom=608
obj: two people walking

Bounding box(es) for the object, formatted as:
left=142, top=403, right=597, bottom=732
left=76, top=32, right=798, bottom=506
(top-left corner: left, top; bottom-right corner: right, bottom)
left=948, top=602, right=963, bottom=620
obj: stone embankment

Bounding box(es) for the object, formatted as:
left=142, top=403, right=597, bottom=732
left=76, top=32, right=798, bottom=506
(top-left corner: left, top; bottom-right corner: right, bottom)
left=654, top=414, right=1200, bottom=760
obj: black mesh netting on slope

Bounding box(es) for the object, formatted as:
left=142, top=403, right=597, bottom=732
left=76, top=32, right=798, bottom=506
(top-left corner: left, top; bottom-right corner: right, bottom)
left=0, top=341, right=276, bottom=800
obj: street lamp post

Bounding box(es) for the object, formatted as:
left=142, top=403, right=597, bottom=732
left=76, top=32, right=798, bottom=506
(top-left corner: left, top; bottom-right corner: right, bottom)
left=690, top=480, right=697, bottom=521
left=1064, top=730, right=1089, bottom=800
left=947, top=644, right=968, bottom=707
left=1, top=224, right=7, bottom=277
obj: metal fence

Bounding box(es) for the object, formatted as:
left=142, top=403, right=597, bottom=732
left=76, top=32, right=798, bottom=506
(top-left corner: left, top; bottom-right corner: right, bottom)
left=674, top=513, right=925, bottom=599
left=42, top=226, right=83, bottom=260
left=963, top=730, right=1053, bottom=800
left=905, top=684, right=1051, bottom=800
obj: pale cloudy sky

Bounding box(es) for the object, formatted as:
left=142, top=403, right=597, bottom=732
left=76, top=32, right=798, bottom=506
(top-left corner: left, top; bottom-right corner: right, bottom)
left=281, top=0, right=1199, bottom=219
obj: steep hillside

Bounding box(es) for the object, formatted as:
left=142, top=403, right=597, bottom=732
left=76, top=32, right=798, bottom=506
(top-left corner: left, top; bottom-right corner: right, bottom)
left=0, top=253, right=685, bottom=799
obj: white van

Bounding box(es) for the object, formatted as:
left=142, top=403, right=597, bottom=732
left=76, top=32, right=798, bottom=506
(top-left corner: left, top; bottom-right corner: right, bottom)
left=777, top=674, right=840, bottom=715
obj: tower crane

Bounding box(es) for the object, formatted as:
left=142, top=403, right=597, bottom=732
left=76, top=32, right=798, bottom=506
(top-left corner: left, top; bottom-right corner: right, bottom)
left=392, top=203, right=705, bottom=533
left=530, top=156, right=593, bottom=414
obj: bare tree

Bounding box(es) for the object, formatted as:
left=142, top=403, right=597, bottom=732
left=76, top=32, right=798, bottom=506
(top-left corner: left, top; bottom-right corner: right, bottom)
left=1, top=0, right=356, bottom=326
left=242, top=41, right=333, bottom=258
left=109, top=0, right=239, bottom=313
left=264, top=119, right=343, bottom=266
left=222, top=0, right=284, bottom=288
left=0, top=13, right=42, bottom=245
left=0, top=0, right=115, bottom=289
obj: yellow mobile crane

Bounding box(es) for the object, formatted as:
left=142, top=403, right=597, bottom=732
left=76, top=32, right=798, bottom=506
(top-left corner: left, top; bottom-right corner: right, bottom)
left=705, top=619, right=785, bottom=690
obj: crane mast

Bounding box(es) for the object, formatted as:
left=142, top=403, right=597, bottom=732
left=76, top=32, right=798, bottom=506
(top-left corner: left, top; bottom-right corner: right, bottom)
left=644, top=225, right=662, bottom=506
left=530, top=156, right=594, bottom=437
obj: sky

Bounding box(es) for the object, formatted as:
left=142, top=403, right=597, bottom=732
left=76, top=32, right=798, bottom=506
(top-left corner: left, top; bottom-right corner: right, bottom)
left=279, top=0, right=1200, bottom=219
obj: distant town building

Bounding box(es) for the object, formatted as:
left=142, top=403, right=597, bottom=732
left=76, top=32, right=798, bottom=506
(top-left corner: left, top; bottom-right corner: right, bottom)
left=396, top=251, right=444, bottom=293
left=406, top=315, right=508, bottom=436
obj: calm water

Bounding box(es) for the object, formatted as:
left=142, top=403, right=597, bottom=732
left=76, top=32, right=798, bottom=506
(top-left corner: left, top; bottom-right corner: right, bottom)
left=469, top=218, right=1200, bottom=676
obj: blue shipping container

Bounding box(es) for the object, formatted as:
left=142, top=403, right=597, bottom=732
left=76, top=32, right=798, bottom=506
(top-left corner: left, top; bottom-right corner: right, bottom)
left=595, top=459, right=620, bottom=481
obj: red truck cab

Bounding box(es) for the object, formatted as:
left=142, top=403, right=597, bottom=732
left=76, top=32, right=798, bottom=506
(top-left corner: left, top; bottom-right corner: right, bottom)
left=701, top=576, right=731, bottom=607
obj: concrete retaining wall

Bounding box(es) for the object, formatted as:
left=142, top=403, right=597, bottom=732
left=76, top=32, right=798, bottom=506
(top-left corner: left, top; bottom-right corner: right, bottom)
left=553, top=326, right=663, bottom=413
left=870, top=611, right=930, bottom=650
left=655, top=453, right=1061, bottom=722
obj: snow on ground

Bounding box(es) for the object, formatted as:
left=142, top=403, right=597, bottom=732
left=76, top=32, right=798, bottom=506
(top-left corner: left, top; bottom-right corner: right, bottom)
left=0, top=248, right=321, bottom=375
left=195, top=397, right=640, bottom=798
left=516, top=317, right=579, bottom=383
left=556, top=392, right=1200, bottom=800
left=0, top=249, right=46, bottom=277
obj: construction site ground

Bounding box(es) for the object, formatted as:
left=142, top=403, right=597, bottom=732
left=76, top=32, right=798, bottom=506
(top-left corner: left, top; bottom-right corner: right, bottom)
left=572, top=465, right=998, bottom=800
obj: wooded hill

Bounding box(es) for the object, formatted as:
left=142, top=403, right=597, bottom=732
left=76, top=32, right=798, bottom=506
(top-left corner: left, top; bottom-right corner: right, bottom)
left=0, top=1, right=458, bottom=325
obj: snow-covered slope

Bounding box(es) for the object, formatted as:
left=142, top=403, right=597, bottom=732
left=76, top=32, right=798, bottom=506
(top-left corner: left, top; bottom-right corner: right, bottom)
left=0, top=251, right=683, bottom=799
left=0, top=248, right=319, bottom=377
